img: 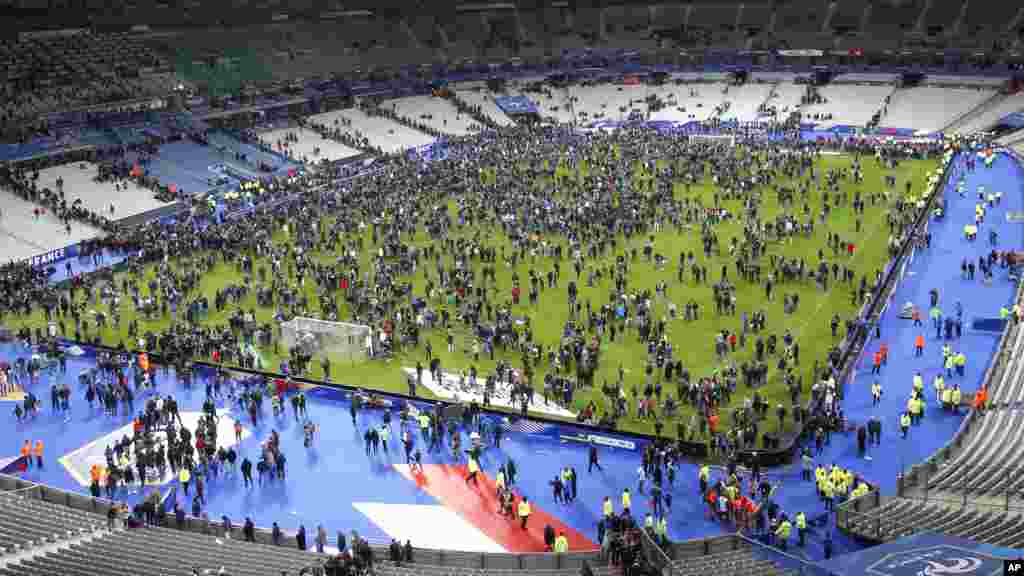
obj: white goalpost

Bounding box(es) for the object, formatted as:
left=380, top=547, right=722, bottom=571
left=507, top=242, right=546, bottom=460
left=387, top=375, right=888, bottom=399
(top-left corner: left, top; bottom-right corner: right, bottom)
left=280, top=317, right=374, bottom=364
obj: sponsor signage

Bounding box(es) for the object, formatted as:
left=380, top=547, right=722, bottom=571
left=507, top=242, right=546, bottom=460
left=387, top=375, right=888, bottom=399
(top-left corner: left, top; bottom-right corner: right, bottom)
left=560, top=432, right=636, bottom=450
left=778, top=49, right=825, bottom=57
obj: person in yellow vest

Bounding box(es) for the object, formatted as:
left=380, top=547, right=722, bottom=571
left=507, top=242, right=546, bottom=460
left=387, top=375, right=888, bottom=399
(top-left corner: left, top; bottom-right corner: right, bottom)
left=495, top=469, right=506, bottom=496
left=954, top=353, right=966, bottom=377
left=554, top=532, right=569, bottom=553
left=829, top=466, right=842, bottom=493
left=900, top=412, right=911, bottom=438
left=179, top=466, right=191, bottom=495
left=644, top=513, right=654, bottom=530
left=1013, top=303, right=1022, bottom=323
left=699, top=464, right=710, bottom=494
left=622, top=488, right=632, bottom=514
left=418, top=413, right=431, bottom=440
left=913, top=396, right=924, bottom=422
left=951, top=386, right=962, bottom=413
left=1000, top=306, right=1010, bottom=321
left=656, top=516, right=668, bottom=545
left=941, top=387, right=953, bottom=410
left=853, top=481, right=870, bottom=500
left=775, top=517, right=793, bottom=550
left=795, top=512, right=807, bottom=547
left=944, top=353, right=955, bottom=377
left=466, top=457, right=480, bottom=486
left=518, top=497, right=531, bottom=530
left=602, top=496, right=613, bottom=519
left=912, top=372, right=923, bottom=395
left=933, top=374, right=944, bottom=402
left=822, top=479, right=834, bottom=511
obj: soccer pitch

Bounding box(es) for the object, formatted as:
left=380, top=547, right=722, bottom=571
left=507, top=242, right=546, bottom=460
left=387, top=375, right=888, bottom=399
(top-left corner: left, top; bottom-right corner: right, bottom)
left=9, top=148, right=937, bottom=439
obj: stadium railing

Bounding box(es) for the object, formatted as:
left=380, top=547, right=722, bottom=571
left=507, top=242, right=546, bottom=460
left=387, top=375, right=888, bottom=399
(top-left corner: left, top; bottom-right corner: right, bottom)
left=660, top=533, right=839, bottom=576
left=834, top=492, right=923, bottom=543
left=637, top=523, right=677, bottom=575
left=736, top=533, right=840, bottom=576
left=834, top=489, right=884, bottom=531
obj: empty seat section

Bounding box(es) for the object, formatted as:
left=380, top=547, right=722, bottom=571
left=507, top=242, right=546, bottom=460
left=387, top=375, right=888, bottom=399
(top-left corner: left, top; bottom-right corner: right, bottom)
left=738, top=3, right=773, bottom=34
left=690, top=4, right=739, bottom=31
left=869, top=0, right=923, bottom=34
left=924, top=0, right=963, bottom=32
left=880, top=87, right=994, bottom=133
left=830, top=0, right=868, bottom=31
left=963, top=2, right=1017, bottom=35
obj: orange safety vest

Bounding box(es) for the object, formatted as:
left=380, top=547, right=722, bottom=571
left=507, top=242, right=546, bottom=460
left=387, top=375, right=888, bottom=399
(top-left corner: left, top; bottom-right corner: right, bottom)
left=974, top=388, right=987, bottom=409
left=33, top=441, right=43, bottom=458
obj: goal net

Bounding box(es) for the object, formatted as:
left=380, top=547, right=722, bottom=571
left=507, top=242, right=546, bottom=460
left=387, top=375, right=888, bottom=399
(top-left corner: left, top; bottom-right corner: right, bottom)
left=280, top=317, right=373, bottom=363
left=688, top=133, right=736, bottom=147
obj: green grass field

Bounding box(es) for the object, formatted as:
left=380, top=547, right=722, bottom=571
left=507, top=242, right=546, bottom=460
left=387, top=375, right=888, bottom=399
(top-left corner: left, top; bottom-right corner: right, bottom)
left=9, top=148, right=937, bottom=439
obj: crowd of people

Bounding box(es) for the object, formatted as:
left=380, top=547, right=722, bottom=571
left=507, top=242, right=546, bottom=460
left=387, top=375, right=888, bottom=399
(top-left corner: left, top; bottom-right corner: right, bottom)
left=0, top=108, right=978, bottom=576
left=1, top=120, right=956, bottom=451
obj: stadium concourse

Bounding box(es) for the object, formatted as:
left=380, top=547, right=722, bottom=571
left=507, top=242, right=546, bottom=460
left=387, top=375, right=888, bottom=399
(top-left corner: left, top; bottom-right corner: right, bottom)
left=0, top=138, right=1022, bottom=566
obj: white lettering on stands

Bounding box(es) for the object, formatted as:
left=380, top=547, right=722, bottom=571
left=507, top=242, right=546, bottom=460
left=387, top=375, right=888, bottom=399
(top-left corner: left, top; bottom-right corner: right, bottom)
left=28, top=248, right=65, bottom=268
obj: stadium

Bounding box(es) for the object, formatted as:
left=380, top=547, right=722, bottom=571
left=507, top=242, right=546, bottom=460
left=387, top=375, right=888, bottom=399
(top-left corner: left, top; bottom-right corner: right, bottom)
left=1, top=1, right=1024, bottom=575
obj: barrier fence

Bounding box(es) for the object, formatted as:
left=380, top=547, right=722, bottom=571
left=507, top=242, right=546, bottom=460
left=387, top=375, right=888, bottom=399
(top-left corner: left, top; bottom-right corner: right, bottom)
left=833, top=491, right=934, bottom=543
left=736, top=533, right=840, bottom=576
left=0, top=472, right=604, bottom=575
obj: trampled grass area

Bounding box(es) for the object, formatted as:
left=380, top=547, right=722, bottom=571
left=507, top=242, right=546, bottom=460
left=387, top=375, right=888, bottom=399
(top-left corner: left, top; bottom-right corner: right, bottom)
left=9, top=150, right=937, bottom=439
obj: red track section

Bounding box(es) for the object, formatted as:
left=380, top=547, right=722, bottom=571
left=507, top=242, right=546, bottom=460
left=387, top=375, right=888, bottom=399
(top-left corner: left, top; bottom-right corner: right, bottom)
left=395, top=463, right=597, bottom=553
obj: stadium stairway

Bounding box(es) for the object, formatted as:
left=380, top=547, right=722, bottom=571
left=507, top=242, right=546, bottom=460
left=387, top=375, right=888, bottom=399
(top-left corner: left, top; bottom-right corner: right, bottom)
left=0, top=490, right=111, bottom=568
